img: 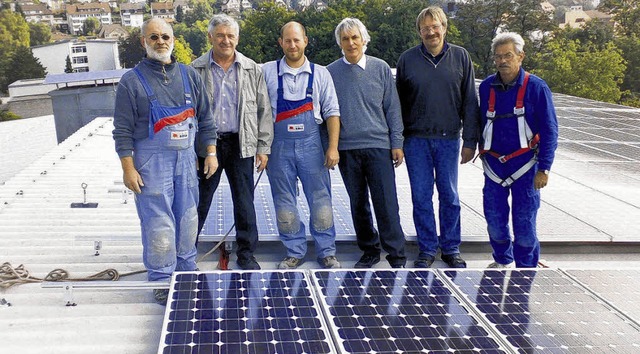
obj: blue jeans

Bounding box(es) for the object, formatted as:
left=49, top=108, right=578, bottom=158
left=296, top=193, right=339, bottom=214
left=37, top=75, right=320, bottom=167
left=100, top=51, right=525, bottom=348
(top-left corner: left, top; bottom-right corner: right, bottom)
left=267, top=135, right=336, bottom=260
left=338, top=148, right=406, bottom=265
left=197, top=133, right=258, bottom=260
left=404, top=137, right=461, bottom=257
left=483, top=168, right=540, bottom=267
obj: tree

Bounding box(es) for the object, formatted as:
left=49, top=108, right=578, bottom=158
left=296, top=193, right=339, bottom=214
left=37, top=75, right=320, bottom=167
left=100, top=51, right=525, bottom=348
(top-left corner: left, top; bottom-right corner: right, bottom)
left=532, top=38, right=626, bottom=103
left=183, top=0, right=213, bottom=27
left=238, top=3, right=295, bottom=64
left=176, top=5, right=184, bottom=23
left=29, top=22, right=52, bottom=46
left=615, top=35, right=640, bottom=107
left=174, top=20, right=210, bottom=57
left=173, top=35, right=194, bottom=64
left=83, top=17, right=100, bottom=36
left=1, top=46, right=47, bottom=93
left=65, top=55, right=73, bottom=73
left=118, top=27, right=145, bottom=68
left=599, top=0, right=640, bottom=37
left=0, top=10, right=30, bottom=49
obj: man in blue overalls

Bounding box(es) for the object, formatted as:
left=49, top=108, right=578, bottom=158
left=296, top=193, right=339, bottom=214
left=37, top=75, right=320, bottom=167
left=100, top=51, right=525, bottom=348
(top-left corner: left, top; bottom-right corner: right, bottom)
left=113, top=18, right=218, bottom=304
left=478, top=32, right=558, bottom=268
left=262, top=22, right=342, bottom=269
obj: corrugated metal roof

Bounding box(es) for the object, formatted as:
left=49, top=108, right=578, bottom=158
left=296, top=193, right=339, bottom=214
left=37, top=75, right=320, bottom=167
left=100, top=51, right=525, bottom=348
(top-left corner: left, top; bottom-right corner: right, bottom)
left=1, top=90, right=640, bottom=353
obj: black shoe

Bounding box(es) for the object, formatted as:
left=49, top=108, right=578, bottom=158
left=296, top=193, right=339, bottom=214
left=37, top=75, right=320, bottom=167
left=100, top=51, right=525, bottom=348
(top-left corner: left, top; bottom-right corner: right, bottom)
left=153, top=289, right=169, bottom=306
left=354, top=254, right=380, bottom=268
left=414, top=255, right=435, bottom=268
left=441, top=253, right=467, bottom=268
left=237, top=255, right=261, bottom=270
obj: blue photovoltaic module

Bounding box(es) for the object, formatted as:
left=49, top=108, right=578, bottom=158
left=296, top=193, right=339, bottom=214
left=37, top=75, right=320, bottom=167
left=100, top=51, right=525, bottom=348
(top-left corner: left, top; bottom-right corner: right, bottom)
left=158, top=270, right=335, bottom=354
left=443, top=269, right=640, bottom=353
left=312, top=269, right=507, bottom=353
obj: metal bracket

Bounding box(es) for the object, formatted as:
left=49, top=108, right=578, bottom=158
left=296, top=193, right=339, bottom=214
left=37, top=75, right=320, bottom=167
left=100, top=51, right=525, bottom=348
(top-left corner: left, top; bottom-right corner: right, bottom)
left=70, top=182, right=98, bottom=208
left=0, top=298, right=11, bottom=308
left=64, top=285, right=77, bottom=307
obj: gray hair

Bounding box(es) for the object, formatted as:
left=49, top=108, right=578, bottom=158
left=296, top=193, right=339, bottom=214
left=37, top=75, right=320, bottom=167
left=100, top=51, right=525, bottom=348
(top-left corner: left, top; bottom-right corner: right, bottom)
left=208, top=14, right=239, bottom=37
left=334, top=17, right=370, bottom=51
left=416, top=6, right=448, bottom=33
left=141, top=17, right=172, bottom=37
left=491, top=32, right=525, bottom=54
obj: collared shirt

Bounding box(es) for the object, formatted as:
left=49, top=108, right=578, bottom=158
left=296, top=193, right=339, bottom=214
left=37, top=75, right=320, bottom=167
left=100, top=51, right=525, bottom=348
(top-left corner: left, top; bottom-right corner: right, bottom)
left=262, top=56, right=340, bottom=124
left=491, top=72, right=518, bottom=92
left=209, top=53, right=239, bottom=134
left=342, top=54, right=367, bottom=70
left=420, top=41, right=450, bottom=65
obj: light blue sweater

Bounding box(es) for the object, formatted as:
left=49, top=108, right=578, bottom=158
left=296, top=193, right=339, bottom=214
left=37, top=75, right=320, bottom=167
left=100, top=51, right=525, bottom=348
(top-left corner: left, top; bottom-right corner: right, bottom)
left=327, top=55, right=404, bottom=150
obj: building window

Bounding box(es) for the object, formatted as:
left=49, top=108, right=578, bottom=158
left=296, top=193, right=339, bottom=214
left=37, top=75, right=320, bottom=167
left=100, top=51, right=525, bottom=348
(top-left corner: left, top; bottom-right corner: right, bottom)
left=72, top=46, right=87, bottom=53
left=73, top=56, right=88, bottom=64
left=74, top=67, right=89, bottom=73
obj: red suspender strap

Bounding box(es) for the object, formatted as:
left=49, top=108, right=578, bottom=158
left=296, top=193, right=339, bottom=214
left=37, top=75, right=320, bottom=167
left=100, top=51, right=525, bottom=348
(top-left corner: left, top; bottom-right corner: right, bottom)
left=153, top=108, right=195, bottom=134
left=488, top=88, right=496, bottom=115
left=516, top=72, right=530, bottom=109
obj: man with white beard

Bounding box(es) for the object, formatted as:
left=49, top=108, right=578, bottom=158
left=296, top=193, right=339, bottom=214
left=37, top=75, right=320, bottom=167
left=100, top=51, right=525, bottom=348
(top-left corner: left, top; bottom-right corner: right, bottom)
left=112, top=18, right=218, bottom=305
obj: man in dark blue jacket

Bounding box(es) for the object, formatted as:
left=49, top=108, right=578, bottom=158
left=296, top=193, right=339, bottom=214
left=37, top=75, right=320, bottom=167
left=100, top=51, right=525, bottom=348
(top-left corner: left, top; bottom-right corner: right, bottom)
left=478, top=32, right=558, bottom=268
left=396, top=6, right=480, bottom=269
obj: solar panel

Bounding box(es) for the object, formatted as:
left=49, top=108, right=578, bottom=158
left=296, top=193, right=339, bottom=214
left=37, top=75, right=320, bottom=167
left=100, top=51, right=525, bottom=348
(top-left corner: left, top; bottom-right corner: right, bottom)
left=312, top=269, right=507, bottom=353
left=444, top=269, right=640, bottom=353
left=158, top=270, right=336, bottom=354
left=565, top=269, right=640, bottom=324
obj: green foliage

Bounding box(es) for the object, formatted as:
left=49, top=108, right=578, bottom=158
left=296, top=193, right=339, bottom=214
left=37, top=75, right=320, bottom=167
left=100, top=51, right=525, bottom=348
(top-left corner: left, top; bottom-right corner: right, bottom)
left=118, top=27, right=145, bottom=68
left=83, top=17, right=100, bottom=36
left=614, top=35, right=640, bottom=97
left=532, top=39, right=625, bottom=103
left=0, top=109, right=21, bottom=122
left=176, top=5, right=184, bottom=23
left=174, top=20, right=210, bottom=58
left=173, top=35, right=194, bottom=64
left=28, top=22, right=51, bottom=46
left=599, top=0, right=640, bottom=37
left=0, top=10, right=30, bottom=49
left=238, top=2, right=295, bottom=64
left=1, top=46, right=46, bottom=93
left=183, top=0, right=213, bottom=27
left=65, top=55, right=73, bottom=73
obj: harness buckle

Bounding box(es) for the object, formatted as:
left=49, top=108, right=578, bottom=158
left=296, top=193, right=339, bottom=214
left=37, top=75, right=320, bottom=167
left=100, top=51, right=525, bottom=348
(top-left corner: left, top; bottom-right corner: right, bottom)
left=498, top=155, right=508, bottom=163
left=486, top=111, right=495, bottom=118
left=514, top=107, right=525, bottom=116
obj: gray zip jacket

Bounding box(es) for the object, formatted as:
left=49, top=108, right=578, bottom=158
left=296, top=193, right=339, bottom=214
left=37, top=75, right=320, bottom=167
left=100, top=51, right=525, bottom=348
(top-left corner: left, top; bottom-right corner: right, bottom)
left=191, top=50, right=273, bottom=158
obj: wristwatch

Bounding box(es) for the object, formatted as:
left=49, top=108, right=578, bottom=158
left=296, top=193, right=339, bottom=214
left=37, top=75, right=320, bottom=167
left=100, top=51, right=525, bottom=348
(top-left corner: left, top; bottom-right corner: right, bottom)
left=540, top=169, right=550, bottom=175
left=207, top=152, right=217, bottom=157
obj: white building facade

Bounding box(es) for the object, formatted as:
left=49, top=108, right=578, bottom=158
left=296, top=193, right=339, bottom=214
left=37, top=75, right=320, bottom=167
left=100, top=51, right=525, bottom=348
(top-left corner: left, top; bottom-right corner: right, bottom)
left=32, top=40, right=121, bottom=74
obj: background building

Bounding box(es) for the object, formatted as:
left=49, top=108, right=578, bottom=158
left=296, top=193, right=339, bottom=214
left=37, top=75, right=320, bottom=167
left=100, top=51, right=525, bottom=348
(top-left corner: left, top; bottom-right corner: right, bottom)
left=32, top=39, right=121, bottom=74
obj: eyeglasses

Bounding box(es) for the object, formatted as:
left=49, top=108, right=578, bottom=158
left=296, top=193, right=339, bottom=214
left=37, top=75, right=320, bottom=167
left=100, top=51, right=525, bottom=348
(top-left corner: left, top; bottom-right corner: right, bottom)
left=493, top=52, right=517, bottom=61
left=420, top=24, right=442, bottom=33
left=148, top=34, right=171, bottom=41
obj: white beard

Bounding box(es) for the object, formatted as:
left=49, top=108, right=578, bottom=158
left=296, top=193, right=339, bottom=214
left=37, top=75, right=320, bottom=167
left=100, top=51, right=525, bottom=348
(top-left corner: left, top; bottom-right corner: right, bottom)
left=145, top=41, right=174, bottom=63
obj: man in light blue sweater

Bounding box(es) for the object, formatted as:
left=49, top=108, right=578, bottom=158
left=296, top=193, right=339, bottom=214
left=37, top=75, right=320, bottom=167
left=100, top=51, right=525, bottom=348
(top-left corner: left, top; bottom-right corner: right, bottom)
left=327, top=18, right=406, bottom=268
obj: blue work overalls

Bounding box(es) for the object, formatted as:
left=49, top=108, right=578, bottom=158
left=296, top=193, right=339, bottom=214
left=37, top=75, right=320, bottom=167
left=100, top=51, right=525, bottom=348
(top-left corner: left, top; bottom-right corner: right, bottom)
left=133, top=65, right=199, bottom=281
left=267, top=61, right=336, bottom=261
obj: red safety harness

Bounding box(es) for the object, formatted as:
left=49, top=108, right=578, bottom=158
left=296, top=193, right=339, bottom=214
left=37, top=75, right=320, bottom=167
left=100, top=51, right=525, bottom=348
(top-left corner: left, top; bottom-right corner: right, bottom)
left=479, top=72, right=539, bottom=187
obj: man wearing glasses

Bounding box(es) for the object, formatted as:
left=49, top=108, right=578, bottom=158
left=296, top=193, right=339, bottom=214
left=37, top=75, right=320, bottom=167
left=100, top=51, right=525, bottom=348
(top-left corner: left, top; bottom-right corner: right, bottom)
left=113, top=18, right=218, bottom=305
left=479, top=32, right=558, bottom=268
left=396, top=6, right=480, bottom=269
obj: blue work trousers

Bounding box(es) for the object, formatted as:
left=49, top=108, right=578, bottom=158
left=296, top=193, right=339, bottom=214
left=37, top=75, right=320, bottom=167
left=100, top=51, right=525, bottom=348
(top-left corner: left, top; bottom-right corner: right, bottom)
left=267, top=136, right=336, bottom=260
left=404, top=137, right=461, bottom=257
left=134, top=148, right=199, bottom=281
left=483, top=168, right=540, bottom=268
left=338, top=148, right=406, bottom=265
left=196, top=133, right=258, bottom=260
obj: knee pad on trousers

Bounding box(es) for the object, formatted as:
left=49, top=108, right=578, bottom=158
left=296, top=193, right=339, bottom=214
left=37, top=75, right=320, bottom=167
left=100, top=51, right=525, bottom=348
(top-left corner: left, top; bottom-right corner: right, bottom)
left=277, top=210, right=301, bottom=235
left=312, top=204, right=334, bottom=231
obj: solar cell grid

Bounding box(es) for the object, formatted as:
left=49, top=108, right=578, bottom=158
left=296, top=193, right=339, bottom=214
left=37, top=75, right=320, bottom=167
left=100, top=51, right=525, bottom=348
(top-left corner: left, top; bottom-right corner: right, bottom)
left=312, top=270, right=506, bottom=354
left=159, top=270, right=334, bottom=354
left=444, top=269, right=640, bottom=354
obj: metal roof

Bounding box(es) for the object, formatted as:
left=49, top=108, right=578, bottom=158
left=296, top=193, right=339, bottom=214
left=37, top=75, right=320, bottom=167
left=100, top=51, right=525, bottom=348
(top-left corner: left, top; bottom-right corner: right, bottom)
left=1, top=90, right=640, bottom=353
left=43, top=69, right=129, bottom=87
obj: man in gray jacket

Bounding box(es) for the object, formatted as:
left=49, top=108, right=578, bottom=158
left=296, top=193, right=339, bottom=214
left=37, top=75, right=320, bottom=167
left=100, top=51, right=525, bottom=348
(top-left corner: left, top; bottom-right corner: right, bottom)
left=191, top=14, right=273, bottom=270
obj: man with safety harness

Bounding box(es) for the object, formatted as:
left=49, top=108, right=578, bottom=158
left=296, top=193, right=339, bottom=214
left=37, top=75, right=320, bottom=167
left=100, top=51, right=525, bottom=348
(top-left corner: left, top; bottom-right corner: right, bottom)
left=113, top=18, right=218, bottom=305
left=478, top=32, right=558, bottom=268
left=262, top=21, right=342, bottom=269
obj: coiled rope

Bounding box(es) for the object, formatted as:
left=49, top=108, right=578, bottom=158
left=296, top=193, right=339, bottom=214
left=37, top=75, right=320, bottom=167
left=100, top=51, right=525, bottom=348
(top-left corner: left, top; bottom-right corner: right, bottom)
left=0, top=262, right=146, bottom=289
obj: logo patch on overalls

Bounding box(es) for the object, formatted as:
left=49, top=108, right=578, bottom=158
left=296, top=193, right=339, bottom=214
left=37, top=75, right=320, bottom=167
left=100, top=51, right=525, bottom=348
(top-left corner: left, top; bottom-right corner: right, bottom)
left=288, top=124, right=304, bottom=132
left=171, top=131, right=189, bottom=140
